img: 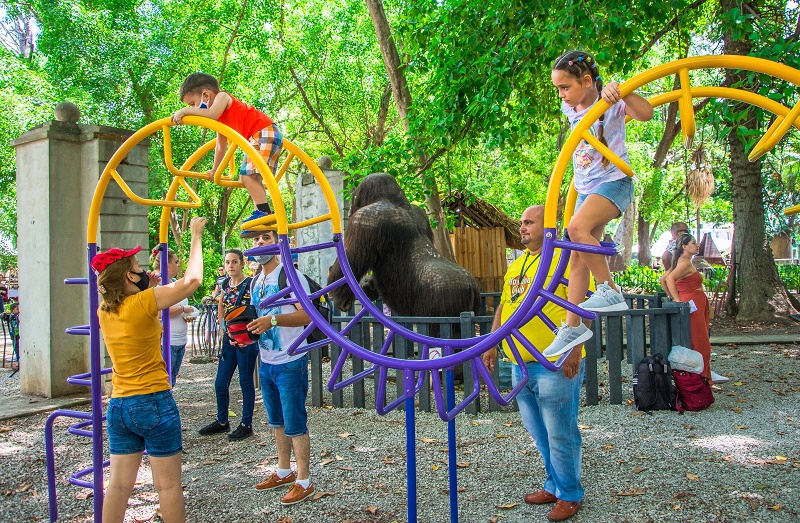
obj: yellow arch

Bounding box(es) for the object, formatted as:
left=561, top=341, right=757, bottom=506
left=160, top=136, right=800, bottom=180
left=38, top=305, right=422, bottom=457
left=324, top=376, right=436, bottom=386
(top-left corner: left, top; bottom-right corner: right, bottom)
left=87, top=116, right=342, bottom=245
left=549, top=55, right=800, bottom=229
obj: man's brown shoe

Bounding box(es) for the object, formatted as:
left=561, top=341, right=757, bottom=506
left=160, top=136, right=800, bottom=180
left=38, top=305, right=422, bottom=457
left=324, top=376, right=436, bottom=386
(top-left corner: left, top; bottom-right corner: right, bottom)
left=524, top=489, right=558, bottom=505
left=547, top=500, right=581, bottom=522
left=280, top=483, right=315, bottom=505
left=254, top=471, right=296, bottom=491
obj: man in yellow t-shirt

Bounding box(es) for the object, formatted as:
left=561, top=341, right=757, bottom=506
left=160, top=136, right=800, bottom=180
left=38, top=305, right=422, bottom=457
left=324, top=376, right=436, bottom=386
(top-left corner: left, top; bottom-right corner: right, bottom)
left=483, top=205, right=586, bottom=522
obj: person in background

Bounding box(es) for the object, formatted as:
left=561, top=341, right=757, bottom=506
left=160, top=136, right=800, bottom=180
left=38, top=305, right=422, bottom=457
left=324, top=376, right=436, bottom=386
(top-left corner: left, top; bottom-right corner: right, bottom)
left=198, top=249, right=258, bottom=441
left=661, top=221, right=690, bottom=274
left=483, top=206, right=586, bottom=522
left=151, top=247, right=196, bottom=386
left=93, top=216, right=206, bottom=523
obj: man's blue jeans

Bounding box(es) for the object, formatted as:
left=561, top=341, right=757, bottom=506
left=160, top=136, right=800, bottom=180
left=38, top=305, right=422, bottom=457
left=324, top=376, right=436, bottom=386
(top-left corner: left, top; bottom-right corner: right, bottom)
left=512, top=359, right=585, bottom=503
left=215, top=337, right=258, bottom=427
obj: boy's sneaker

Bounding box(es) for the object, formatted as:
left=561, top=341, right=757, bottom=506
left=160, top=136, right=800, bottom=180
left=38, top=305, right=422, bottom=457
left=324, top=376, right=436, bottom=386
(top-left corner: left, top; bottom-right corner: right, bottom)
left=228, top=423, right=253, bottom=441
left=542, top=323, right=593, bottom=358
left=255, top=471, right=296, bottom=491
left=198, top=420, right=230, bottom=436
left=579, top=282, right=629, bottom=312
left=280, top=483, right=315, bottom=506
left=242, top=209, right=272, bottom=224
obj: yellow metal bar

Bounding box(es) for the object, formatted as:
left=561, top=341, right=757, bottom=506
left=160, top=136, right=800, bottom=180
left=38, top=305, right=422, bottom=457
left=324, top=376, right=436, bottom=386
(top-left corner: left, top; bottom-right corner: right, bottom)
left=678, top=68, right=696, bottom=148
left=749, top=101, right=800, bottom=161
left=563, top=183, right=578, bottom=228
left=784, top=204, right=800, bottom=216
left=275, top=151, right=295, bottom=185
left=211, top=141, right=241, bottom=186
left=544, top=55, right=800, bottom=229
left=108, top=169, right=201, bottom=209
left=286, top=214, right=334, bottom=230
left=580, top=131, right=634, bottom=177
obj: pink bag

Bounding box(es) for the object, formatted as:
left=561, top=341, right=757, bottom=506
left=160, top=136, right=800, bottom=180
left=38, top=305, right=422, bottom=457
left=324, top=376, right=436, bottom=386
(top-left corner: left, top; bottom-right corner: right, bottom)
left=672, top=370, right=714, bottom=412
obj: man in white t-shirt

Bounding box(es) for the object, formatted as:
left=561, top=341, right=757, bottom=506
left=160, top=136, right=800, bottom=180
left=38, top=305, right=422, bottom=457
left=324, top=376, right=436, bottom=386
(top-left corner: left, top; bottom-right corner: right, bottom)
left=245, top=230, right=315, bottom=506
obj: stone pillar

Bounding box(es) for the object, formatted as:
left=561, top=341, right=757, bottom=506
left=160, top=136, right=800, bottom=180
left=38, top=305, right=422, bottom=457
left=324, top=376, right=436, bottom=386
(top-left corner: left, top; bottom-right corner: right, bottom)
left=294, top=156, right=348, bottom=284
left=11, top=103, right=149, bottom=397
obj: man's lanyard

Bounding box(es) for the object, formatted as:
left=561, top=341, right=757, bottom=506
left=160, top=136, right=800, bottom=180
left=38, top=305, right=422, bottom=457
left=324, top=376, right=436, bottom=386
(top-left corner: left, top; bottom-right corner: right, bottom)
left=511, top=251, right=541, bottom=303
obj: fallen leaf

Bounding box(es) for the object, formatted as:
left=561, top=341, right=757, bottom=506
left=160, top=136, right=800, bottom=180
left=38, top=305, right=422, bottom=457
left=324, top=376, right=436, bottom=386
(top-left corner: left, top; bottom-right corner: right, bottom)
left=671, top=491, right=694, bottom=501
left=731, top=407, right=743, bottom=414
left=732, top=381, right=743, bottom=386
left=76, top=490, right=93, bottom=500
left=456, top=462, right=470, bottom=468
left=686, top=473, right=699, bottom=480
left=578, top=425, right=593, bottom=429
left=365, top=506, right=378, bottom=515
left=502, top=421, right=514, bottom=427
left=441, top=487, right=468, bottom=493
left=602, top=445, right=614, bottom=451
left=320, top=459, right=335, bottom=466
left=16, top=483, right=32, bottom=493
left=495, top=502, right=517, bottom=509
left=768, top=503, right=783, bottom=511
left=617, top=488, right=646, bottom=496
left=336, top=455, right=344, bottom=461
left=632, top=467, right=647, bottom=474
left=311, top=491, right=337, bottom=501
left=431, top=465, right=440, bottom=471
left=734, top=425, right=749, bottom=430
left=338, top=466, right=354, bottom=471
left=682, top=424, right=695, bottom=430
left=0, top=427, right=12, bottom=433
left=420, top=437, right=437, bottom=443
left=338, top=433, right=354, bottom=438
left=495, top=434, right=509, bottom=439
left=320, top=449, right=331, bottom=457
left=277, top=517, right=293, bottom=523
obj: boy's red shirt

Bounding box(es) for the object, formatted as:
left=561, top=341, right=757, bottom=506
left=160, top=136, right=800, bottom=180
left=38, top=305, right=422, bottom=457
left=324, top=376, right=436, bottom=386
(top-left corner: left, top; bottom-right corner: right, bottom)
left=218, top=95, right=274, bottom=139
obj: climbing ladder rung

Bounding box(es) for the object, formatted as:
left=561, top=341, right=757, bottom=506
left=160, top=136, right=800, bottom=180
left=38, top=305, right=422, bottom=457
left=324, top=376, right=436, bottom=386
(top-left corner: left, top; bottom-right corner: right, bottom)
left=65, top=326, right=91, bottom=336
left=64, top=278, right=88, bottom=285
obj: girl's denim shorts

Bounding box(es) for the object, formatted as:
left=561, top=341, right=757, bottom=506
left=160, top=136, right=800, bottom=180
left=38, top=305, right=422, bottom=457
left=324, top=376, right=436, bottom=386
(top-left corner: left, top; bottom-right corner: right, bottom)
left=106, top=389, right=182, bottom=457
left=576, top=176, right=634, bottom=217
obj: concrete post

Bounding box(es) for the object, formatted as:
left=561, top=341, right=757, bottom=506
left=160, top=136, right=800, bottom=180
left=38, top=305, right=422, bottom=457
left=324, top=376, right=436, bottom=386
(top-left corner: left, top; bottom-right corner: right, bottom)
left=11, top=103, right=149, bottom=397
left=294, top=155, right=348, bottom=284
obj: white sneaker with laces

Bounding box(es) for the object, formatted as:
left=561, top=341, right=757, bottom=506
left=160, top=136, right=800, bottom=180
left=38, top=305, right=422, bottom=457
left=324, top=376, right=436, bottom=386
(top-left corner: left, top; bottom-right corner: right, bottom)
left=542, top=323, right=593, bottom=358
left=580, top=282, right=629, bottom=312
left=710, top=370, right=729, bottom=383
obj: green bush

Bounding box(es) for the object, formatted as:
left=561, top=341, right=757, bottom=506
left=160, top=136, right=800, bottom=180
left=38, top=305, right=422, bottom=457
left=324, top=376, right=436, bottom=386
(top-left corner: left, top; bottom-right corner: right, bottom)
left=612, top=263, right=663, bottom=294
left=778, top=264, right=800, bottom=294
left=703, top=266, right=729, bottom=294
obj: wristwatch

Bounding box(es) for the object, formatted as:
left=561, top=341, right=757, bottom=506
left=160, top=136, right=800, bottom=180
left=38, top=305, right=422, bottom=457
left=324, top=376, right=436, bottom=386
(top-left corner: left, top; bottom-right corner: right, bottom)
left=270, top=315, right=279, bottom=327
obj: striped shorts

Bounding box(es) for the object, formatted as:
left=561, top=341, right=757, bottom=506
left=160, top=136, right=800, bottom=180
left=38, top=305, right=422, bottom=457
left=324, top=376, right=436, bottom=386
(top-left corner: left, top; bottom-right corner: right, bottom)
left=240, top=123, right=284, bottom=177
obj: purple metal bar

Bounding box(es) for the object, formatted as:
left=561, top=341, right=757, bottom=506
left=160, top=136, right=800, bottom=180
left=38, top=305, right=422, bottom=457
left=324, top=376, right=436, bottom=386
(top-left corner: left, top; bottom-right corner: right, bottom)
left=328, top=331, right=394, bottom=392
left=538, top=289, right=596, bottom=320
left=157, top=243, right=172, bottom=384
left=65, top=326, right=91, bottom=336
left=46, top=409, right=92, bottom=522
left=552, top=238, right=617, bottom=256
left=404, top=368, right=418, bottom=523
left=87, top=243, right=104, bottom=523
left=64, top=278, right=88, bottom=285
left=446, top=364, right=458, bottom=523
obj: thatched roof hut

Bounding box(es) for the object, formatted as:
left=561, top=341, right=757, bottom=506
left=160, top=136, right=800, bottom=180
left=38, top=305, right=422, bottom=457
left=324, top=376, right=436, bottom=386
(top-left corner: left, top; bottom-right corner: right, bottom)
left=444, top=192, right=523, bottom=251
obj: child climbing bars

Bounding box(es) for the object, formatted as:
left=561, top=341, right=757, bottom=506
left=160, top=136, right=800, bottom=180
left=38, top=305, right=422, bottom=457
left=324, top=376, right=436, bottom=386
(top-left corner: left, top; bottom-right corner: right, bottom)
left=171, top=73, right=283, bottom=224
left=544, top=50, right=654, bottom=358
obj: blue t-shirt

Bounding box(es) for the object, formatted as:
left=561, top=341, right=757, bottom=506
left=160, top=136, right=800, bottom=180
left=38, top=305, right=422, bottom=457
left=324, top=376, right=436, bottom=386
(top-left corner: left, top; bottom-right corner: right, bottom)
left=250, top=263, right=311, bottom=365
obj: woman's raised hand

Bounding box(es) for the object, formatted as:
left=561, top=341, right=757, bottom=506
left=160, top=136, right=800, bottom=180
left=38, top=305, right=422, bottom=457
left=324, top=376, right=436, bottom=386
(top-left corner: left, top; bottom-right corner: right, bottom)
left=190, top=217, right=207, bottom=238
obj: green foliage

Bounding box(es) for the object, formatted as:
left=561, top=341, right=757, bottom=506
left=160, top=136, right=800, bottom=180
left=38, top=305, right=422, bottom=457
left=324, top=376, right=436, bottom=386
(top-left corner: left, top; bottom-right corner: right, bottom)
left=702, top=266, right=728, bottom=294
left=777, top=264, right=800, bottom=295
left=613, top=263, right=663, bottom=294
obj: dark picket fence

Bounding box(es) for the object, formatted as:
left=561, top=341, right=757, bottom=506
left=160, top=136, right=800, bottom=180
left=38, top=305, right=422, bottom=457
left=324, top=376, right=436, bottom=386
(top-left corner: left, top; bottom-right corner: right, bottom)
left=312, top=293, right=690, bottom=411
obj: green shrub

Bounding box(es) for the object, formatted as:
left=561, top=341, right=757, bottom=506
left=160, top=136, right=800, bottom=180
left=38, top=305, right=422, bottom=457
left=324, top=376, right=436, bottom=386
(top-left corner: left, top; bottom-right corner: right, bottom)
left=778, top=264, right=800, bottom=294
left=613, top=263, right=663, bottom=294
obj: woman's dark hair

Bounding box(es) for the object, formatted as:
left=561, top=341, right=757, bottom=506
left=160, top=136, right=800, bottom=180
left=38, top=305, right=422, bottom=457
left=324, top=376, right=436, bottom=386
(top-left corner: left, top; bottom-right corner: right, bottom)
left=552, top=50, right=610, bottom=167
left=670, top=233, right=696, bottom=271
left=225, top=248, right=244, bottom=264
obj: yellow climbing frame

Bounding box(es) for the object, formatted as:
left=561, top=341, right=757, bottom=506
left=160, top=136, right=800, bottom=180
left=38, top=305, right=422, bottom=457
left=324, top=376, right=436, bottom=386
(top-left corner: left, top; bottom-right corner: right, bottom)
left=547, top=55, right=800, bottom=229
left=86, top=116, right=342, bottom=244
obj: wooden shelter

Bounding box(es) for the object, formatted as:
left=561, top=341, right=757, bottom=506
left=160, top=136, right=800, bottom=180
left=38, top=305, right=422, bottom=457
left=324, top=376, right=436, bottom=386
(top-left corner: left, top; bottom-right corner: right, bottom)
left=445, top=193, right=523, bottom=293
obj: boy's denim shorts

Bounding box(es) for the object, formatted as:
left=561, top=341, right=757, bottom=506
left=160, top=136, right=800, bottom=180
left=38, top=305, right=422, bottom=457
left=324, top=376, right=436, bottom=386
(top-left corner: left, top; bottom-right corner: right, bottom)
left=259, top=355, right=309, bottom=437
left=106, top=389, right=182, bottom=457
left=575, top=176, right=634, bottom=217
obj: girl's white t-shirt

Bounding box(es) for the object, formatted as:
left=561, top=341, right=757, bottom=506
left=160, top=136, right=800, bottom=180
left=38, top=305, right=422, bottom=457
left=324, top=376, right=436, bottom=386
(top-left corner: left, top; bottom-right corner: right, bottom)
left=561, top=98, right=629, bottom=194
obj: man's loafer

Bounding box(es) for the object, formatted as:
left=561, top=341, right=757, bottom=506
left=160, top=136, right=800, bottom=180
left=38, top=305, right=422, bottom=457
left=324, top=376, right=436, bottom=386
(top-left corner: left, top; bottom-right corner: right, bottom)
left=547, top=500, right=581, bottom=522
left=524, top=489, right=558, bottom=505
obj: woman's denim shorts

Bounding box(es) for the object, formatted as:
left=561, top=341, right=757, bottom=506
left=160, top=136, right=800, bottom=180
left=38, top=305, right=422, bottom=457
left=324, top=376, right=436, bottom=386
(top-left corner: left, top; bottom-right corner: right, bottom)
left=106, top=389, right=182, bottom=457
left=576, top=176, right=634, bottom=217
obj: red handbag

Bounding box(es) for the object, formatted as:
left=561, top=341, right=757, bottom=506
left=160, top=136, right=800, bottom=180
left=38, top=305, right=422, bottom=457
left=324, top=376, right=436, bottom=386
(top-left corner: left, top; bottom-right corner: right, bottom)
left=672, top=370, right=714, bottom=412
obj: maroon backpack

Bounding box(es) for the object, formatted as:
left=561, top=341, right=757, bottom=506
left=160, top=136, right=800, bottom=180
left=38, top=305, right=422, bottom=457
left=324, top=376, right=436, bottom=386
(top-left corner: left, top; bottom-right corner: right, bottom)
left=672, top=370, right=714, bottom=412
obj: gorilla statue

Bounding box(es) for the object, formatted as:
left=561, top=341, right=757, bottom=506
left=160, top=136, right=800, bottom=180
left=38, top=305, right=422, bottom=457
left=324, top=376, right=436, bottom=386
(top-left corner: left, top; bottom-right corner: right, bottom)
left=328, top=173, right=481, bottom=318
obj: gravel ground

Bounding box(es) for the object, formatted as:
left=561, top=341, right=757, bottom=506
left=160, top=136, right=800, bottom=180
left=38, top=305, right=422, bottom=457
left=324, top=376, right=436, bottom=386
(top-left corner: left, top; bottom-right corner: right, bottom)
left=0, top=342, right=798, bottom=523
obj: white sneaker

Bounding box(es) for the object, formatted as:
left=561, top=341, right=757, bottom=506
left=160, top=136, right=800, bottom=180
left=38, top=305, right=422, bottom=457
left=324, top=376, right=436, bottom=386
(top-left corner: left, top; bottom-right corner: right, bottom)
left=710, top=370, right=729, bottom=383
left=580, top=282, right=629, bottom=312
left=542, top=323, right=593, bottom=358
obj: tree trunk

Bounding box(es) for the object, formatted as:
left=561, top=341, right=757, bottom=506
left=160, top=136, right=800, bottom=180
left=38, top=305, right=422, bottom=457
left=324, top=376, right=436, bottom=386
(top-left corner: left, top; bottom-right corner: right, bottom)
left=365, top=0, right=456, bottom=261
left=722, top=2, right=797, bottom=321
left=637, top=211, right=652, bottom=268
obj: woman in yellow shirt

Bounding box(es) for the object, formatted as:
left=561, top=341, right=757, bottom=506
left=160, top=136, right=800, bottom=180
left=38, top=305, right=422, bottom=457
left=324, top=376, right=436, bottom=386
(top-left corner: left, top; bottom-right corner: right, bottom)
left=92, top=217, right=206, bottom=523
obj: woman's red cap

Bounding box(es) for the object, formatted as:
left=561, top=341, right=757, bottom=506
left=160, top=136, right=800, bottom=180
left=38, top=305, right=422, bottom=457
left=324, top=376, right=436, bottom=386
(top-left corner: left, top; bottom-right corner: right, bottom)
left=90, top=246, right=143, bottom=275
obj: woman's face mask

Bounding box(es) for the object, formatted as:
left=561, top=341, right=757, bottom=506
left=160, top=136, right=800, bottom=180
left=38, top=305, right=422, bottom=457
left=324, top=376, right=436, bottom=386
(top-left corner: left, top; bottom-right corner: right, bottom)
left=130, top=270, right=150, bottom=292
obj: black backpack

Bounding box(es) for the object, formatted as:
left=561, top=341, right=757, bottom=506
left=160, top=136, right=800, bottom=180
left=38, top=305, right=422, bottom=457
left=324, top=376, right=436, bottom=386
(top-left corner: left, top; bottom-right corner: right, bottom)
left=632, top=354, right=677, bottom=412
left=277, top=267, right=332, bottom=346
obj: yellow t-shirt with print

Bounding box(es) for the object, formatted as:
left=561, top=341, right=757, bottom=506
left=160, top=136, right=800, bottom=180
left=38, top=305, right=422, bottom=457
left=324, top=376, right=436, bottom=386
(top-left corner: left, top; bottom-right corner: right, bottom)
left=499, top=249, right=587, bottom=362
left=98, top=288, right=170, bottom=397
